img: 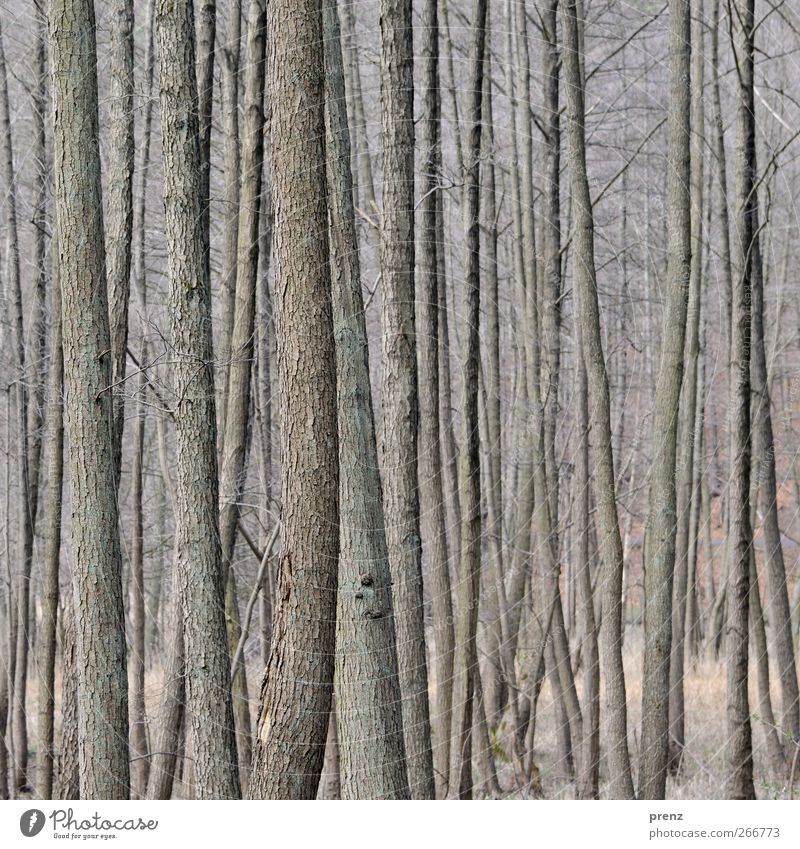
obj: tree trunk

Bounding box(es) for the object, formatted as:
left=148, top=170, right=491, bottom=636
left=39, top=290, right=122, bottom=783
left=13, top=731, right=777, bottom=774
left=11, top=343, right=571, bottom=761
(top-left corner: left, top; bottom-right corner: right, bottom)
left=127, top=0, right=157, bottom=800
left=249, top=0, right=339, bottom=800
left=323, top=0, right=409, bottom=800
left=749, top=154, right=800, bottom=761
left=217, top=0, right=242, bottom=436
left=379, top=0, right=435, bottom=800
left=216, top=0, right=267, bottom=790
left=668, top=0, right=705, bottom=776
left=55, top=597, right=80, bottom=800
left=576, top=328, right=600, bottom=800
left=639, top=0, right=692, bottom=800
left=0, top=11, right=34, bottom=795
left=561, top=0, right=634, bottom=799
left=418, top=0, right=454, bottom=797
left=449, top=0, right=487, bottom=801
left=50, top=0, right=130, bottom=799
left=725, top=0, right=756, bottom=801
left=106, top=0, right=135, bottom=479
left=156, top=0, right=241, bottom=799
left=35, top=239, right=64, bottom=799
left=145, top=554, right=185, bottom=800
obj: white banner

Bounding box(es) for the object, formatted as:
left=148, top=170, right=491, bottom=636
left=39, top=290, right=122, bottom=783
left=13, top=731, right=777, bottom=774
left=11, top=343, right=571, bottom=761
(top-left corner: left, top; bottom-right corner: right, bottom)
left=1, top=800, right=798, bottom=848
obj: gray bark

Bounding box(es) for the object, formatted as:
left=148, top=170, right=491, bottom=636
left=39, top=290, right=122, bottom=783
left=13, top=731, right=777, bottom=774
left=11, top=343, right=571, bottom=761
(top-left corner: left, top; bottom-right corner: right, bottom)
left=249, top=0, right=339, bottom=800
left=156, top=0, right=241, bottom=799
left=725, top=0, right=756, bottom=801
left=324, top=0, right=409, bottom=799
left=379, top=0, right=436, bottom=799
left=639, top=0, right=692, bottom=800
left=562, top=0, right=634, bottom=799
left=50, top=0, right=130, bottom=799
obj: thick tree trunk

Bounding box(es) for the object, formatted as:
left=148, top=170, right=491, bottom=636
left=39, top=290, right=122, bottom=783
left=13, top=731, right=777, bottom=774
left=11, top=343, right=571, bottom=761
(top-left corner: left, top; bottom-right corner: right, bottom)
left=50, top=0, right=130, bottom=799
left=379, top=0, right=435, bottom=800
left=249, top=0, right=339, bottom=800
left=156, top=0, right=241, bottom=799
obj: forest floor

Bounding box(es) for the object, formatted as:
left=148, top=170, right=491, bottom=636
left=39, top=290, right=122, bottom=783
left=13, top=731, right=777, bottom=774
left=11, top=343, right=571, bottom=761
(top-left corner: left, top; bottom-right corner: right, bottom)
left=21, top=624, right=796, bottom=800
left=519, top=626, right=796, bottom=800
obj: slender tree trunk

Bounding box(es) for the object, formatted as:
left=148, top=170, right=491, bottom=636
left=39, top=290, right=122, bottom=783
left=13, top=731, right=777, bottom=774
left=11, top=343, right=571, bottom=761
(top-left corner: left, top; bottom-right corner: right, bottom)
left=35, top=241, right=64, bottom=799
left=0, top=650, right=8, bottom=800
left=639, top=0, right=692, bottom=800
left=156, top=0, right=241, bottom=799
left=55, top=597, right=79, bottom=800
left=249, top=0, right=339, bottom=800
left=216, top=0, right=267, bottom=790
left=195, top=0, right=216, bottom=270
left=145, top=554, right=185, bottom=800
left=668, top=0, right=704, bottom=774
left=50, top=0, right=130, bottom=799
left=0, top=11, right=34, bottom=794
left=127, top=0, right=157, bottom=801
left=217, top=0, right=242, bottom=435
left=323, top=0, right=408, bottom=800
left=576, top=328, right=600, bottom=800
left=448, top=0, right=487, bottom=801
left=725, top=0, right=756, bottom=801
left=561, top=0, right=635, bottom=799
left=379, top=0, right=435, bottom=800
left=106, top=0, right=135, bottom=479
left=750, top=165, right=800, bottom=760
left=418, top=0, right=454, bottom=796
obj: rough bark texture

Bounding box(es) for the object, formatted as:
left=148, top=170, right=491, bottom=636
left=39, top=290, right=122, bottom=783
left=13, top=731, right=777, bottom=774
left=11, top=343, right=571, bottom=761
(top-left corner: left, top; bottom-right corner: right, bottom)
left=128, top=0, right=157, bottom=801
left=669, top=0, right=705, bottom=773
left=145, top=557, right=185, bottom=800
left=379, top=0, right=435, bottom=800
left=35, top=246, right=64, bottom=799
left=562, top=0, right=635, bottom=799
left=324, top=0, right=409, bottom=799
left=249, top=0, right=340, bottom=800
left=576, top=328, right=600, bottom=800
left=216, top=0, right=267, bottom=788
left=726, top=0, right=756, bottom=801
left=50, top=0, right=131, bottom=800
left=217, top=0, right=242, bottom=434
left=55, top=598, right=80, bottom=800
left=106, top=0, right=135, bottom=479
left=156, top=0, right=241, bottom=799
left=418, top=0, right=454, bottom=797
left=639, top=0, right=692, bottom=800
left=1, top=10, right=33, bottom=794
left=448, top=0, right=487, bottom=800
